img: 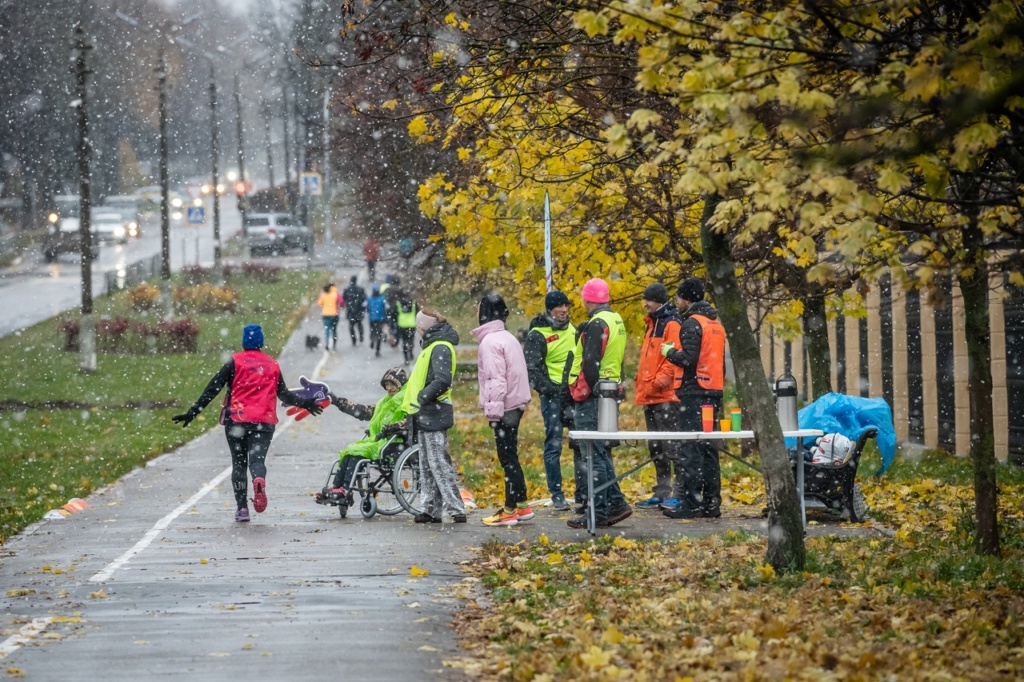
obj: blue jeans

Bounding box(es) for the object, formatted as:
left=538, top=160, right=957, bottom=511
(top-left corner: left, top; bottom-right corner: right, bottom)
left=540, top=394, right=565, bottom=496
left=322, top=315, right=338, bottom=349
left=573, top=397, right=626, bottom=518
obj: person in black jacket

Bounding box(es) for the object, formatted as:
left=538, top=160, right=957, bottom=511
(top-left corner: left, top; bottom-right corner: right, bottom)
left=342, top=276, right=367, bottom=346
left=524, top=290, right=580, bottom=511
left=172, top=324, right=324, bottom=522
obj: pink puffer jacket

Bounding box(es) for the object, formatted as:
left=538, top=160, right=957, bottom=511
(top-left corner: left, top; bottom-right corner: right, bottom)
left=470, top=319, right=531, bottom=421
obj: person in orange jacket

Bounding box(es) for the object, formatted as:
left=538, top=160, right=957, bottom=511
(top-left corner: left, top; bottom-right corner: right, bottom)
left=316, top=282, right=341, bottom=351
left=633, top=282, right=684, bottom=510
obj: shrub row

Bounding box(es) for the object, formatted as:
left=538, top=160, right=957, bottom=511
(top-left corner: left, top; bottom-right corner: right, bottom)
left=61, top=317, right=200, bottom=354
left=180, top=262, right=281, bottom=284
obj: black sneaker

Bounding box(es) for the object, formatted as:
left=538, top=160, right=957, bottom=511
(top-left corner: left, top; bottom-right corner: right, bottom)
left=414, top=512, right=441, bottom=523
left=567, top=515, right=608, bottom=529
left=662, top=506, right=703, bottom=519
left=452, top=514, right=467, bottom=523
left=702, top=508, right=722, bottom=518
left=607, top=504, right=633, bottom=526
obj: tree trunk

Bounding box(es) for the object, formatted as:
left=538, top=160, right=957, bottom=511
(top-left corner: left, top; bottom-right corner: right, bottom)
left=802, top=292, right=832, bottom=399
left=701, top=195, right=805, bottom=571
left=960, top=226, right=1000, bottom=556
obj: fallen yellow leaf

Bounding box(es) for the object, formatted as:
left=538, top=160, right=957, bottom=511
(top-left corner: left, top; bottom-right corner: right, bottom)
left=410, top=565, right=430, bottom=577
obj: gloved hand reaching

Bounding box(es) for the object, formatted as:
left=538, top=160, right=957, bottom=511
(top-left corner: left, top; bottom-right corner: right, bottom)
left=285, top=399, right=329, bottom=421
left=171, top=409, right=198, bottom=428
left=660, top=342, right=674, bottom=357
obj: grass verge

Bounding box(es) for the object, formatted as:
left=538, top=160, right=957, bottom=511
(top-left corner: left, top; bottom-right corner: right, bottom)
left=0, top=267, right=326, bottom=541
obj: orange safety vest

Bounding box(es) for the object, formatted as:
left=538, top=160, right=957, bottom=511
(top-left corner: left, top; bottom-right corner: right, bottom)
left=692, top=315, right=725, bottom=391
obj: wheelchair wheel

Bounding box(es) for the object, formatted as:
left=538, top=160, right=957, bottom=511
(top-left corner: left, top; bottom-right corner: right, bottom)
left=392, top=445, right=424, bottom=515
left=360, top=494, right=377, bottom=519
left=365, top=462, right=404, bottom=516
left=338, top=502, right=348, bottom=519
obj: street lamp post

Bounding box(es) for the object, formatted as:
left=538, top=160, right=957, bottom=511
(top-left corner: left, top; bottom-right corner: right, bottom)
left=73, top=24, right=96, bottom=373
left=157, top=41, right=173, bottom=318
left=209, top=61, right=222, bottom=280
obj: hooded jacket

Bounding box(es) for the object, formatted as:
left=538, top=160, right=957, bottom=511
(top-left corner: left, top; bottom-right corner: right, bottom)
left=664, top=300, right=725, bottom=397
left=635, top=302, right=683, bottom=405
left=470, top=319, right=531, bottom=420
left=411, top=322, right=460, bottom=431
left=524, top=312, right=575, bottom=397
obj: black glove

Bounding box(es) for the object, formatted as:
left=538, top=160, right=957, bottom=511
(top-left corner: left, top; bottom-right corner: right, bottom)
left=376, top=422, right=406, bottom=440
left=303, top=399, right=324, bottom=417
left=172, top=410, right=197, bottom=428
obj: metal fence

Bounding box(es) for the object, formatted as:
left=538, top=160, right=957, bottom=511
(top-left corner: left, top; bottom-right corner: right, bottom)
left=104, top=254, right=162, bottom=295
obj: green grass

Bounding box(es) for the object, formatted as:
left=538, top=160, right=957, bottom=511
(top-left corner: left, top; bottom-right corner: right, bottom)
left=0, top=268, right=326, bottom=542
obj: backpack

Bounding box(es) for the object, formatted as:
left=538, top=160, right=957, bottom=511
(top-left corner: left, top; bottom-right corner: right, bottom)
left=809, top=432, right=854, bottom=467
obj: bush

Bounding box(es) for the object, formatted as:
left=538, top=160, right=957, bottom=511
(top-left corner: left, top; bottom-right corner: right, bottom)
left=129, top=283, right=160, bottom=312
left=224, top=262, right=281, bottom=283
left=59, top=316, right=200, bottom=354
left=174, top=284, right=239, bottom=314
left=180, top=265, right=212, bottom=285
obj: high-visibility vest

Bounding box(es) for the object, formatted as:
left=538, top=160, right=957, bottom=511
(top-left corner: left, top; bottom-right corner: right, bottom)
left=569, top=309, right=626, bottom=383
left=402, top=340, right=456, bottom=413
left=531, top=323, right=576, bottom=384
left=692, top=314, right=725, bottom=390
left=397, top=301, right=417, bottom=329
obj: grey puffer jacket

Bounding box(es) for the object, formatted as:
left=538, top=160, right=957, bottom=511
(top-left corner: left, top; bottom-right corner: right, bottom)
left=414, top=322, right=460, bottom=432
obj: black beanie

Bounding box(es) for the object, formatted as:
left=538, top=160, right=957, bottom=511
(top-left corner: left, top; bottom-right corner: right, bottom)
left=478, top=293, right=510, bottom=324
left=676, top=277, right=705, bottom=303
left=545, top=290, right=570, bottom=310
left=642, top=282, right=668, bottom=304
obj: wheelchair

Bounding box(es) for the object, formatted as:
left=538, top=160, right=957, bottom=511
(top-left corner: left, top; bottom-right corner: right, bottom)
left=315, top=432, right=424, bottom=519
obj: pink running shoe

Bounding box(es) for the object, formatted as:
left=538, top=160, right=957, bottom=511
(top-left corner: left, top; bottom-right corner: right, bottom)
left=252, top=477, right=268, bottom=513
left=235, top=507, right=250, bottom=522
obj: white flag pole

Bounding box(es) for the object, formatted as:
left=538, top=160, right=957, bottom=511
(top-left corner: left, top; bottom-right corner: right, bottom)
left=544, top=190, right=552, bottom=292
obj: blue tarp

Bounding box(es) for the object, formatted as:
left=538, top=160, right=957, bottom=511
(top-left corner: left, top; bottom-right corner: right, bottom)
left=787, top=393, right=897, bottom=475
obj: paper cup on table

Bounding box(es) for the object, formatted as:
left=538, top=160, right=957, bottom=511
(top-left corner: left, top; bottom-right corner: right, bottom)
left=720, top=418, right=731, bottom=432
left=731, top=408, right=742, bottom=431
left=701, top=404, right=714, bottom=432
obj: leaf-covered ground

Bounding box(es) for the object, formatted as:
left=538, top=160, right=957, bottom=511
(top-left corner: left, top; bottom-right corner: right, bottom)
left=444, top=389, right=1024, bottom=680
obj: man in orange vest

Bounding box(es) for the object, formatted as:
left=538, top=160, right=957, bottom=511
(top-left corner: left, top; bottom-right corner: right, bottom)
left=661, top=278, right=726, bottom=519
left=633, top=282, right=684, bottom=510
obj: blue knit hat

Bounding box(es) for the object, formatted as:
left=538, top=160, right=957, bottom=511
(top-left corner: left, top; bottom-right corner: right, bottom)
left=242, top=324, right=264, bottom=349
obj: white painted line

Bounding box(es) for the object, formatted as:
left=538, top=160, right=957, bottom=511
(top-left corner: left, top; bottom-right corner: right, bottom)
left=0, top=617, right=55, bottom=659
left=89, top=466, right=231, bottom=583
left=88, top=353, right=330, bottom=584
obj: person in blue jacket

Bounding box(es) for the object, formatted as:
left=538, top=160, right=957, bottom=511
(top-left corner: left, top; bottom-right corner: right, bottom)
left=367, top=285, right=387, bottom=357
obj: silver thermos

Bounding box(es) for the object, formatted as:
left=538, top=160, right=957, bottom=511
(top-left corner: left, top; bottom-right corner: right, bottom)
left=596, top=380, right=621, bottom=432
left=774, top=373, right=799, bottom=432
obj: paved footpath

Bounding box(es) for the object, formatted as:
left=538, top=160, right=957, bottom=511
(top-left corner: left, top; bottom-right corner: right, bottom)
left=0, top=263, right=883, bottom=681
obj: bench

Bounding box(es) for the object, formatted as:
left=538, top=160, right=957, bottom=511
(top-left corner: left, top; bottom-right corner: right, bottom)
left=798, top=427, right=877, bottom=522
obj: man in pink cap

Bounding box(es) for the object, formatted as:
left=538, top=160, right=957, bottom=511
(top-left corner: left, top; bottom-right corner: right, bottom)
left=565, top=278, right=632, bottom=528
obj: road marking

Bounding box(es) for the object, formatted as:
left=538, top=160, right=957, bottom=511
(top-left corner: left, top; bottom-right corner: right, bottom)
left=88, top=351, right=331, bottom=584
left=0, top=617, right=55, bottom=660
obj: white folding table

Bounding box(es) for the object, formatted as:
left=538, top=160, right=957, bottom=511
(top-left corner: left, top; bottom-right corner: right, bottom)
left=567, top=429, right=824, bottom=534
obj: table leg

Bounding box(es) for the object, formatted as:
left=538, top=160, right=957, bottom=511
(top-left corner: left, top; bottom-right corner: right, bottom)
left=586, top=440, right=595, bottom=535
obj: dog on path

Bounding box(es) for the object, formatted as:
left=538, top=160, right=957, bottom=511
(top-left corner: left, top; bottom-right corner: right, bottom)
left=304, top=335, right=321, bottom=352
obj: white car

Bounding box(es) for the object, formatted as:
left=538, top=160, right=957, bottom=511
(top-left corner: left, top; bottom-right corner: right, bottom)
left=92, top=210, right=129, bottom=244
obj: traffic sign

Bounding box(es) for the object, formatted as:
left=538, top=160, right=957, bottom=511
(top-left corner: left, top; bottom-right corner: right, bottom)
left=301, top=172, right=322, bottom=196
left=187, top=206, right=206, bottom=225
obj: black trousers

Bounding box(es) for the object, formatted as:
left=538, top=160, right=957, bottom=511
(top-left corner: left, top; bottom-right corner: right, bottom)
left=225, top=422, right=274, bottom=509
left=348, top=316, right=365, bottom=344
left=493, top=410, right=527, bottom=509
left=677, top=394, right=722, bottom=512
left=369, top=320, right=385, bottom=355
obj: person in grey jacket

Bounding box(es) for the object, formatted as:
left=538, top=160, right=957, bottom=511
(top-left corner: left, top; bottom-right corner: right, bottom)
left=402, top=307, right=466, bottom=523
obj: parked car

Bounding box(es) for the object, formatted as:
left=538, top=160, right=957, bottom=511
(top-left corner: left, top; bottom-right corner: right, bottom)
left=92, top=210, right=129, bottom=244
left=244, top=212, right=313, bottom=255
left=101, top=195, right=142, bottom=238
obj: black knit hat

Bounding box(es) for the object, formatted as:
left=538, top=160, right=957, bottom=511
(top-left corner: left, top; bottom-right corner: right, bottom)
left=676, top=277, right=705, bottom=303
left=545, top=290, right=570, bottom=310
left=478, top=293, right=510, bottom=324
left=380, top=367, right=408, bottom=389
left=642, top=282, right=668, bottom=304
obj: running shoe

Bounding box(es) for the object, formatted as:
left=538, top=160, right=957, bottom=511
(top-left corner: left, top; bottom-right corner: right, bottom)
left=635, top=495, right=664, bottom=509
left=252, top=477, right=268, bottom=513
left=235, top=507, right=250, bottom=522
left=482, top=509, right=519, bottom=527
left=551, top=494, right=570, bottom=511
left=514, top=505, right=535, bottom=521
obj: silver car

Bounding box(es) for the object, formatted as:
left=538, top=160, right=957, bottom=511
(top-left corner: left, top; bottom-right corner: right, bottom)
left=244, top=213, right=313, bottom=256
left=92, top=210, right=129, bottom=244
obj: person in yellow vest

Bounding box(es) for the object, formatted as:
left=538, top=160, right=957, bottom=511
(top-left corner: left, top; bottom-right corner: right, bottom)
left=566, top=278, right=632, bottom=529
left=661, top=278, right=727, bottom=519
left=396, top=291, right=418, bottom=365
left=316, top=282, right=340, bottom=351
left=401, top=308, right=467, bottom=524
left=524, top=290, right=579, bottom=511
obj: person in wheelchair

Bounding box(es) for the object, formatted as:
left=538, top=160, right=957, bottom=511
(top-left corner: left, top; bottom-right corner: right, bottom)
left=315, top=367, right=410, bottom=503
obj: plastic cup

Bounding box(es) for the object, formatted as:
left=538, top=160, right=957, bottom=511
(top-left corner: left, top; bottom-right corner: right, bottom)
left=701, top=404, right=714, bottom=432
left=731, top=408, right=742, bottom=431
left=719, top=418, right=731, bottom=432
